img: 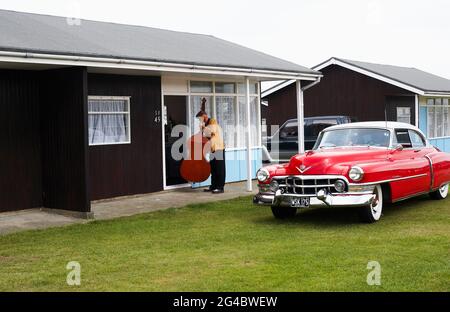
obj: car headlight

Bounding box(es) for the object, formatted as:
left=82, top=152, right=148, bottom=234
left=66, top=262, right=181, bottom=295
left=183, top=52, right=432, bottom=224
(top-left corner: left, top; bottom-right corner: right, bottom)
left=349, top=166, right=364, bottom=182
left=334, top=179, right=347, bottom=193
left=256, top=168, right=270, bottom=182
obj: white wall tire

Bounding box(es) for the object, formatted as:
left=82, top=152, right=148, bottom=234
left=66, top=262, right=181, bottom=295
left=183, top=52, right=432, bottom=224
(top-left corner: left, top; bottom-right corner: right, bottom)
left=431, top=184, right=449, bottom=200
left=359, top=185, right=383, bottom=223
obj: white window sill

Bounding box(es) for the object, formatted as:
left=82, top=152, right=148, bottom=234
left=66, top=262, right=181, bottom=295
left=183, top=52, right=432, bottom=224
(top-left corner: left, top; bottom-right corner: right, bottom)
left=89, top=141, right=131, bottom=146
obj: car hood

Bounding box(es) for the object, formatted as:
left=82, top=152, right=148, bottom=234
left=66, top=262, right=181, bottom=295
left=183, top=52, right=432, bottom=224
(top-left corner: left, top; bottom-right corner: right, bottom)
left=286, top=147, right=390, bottom=175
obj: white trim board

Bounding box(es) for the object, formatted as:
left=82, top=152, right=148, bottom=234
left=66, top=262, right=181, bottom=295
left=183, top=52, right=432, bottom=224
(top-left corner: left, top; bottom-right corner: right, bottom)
left=0, top=51, right=321, bottom=81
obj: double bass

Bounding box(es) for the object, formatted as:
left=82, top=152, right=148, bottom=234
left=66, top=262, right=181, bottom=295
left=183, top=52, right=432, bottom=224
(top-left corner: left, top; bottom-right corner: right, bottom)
left=179, top=98, right=211, bottom=182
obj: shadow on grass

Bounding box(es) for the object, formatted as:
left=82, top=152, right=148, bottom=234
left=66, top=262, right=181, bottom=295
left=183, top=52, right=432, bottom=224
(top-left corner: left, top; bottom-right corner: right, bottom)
left=254, top=194, right=437, bottom=227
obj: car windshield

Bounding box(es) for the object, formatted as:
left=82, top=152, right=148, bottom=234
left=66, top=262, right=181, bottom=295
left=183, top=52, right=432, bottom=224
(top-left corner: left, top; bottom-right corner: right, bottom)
left=314, top=128, right=391, bottom=149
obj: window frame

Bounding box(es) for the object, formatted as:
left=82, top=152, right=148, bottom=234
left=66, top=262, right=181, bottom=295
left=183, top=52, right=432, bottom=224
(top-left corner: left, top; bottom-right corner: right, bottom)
left=88, top=95, right=132, bottom=146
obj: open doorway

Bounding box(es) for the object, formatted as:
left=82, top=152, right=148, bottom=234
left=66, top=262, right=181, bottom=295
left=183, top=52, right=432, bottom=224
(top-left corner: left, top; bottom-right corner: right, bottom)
left=164, top=96, right=188, bottom=187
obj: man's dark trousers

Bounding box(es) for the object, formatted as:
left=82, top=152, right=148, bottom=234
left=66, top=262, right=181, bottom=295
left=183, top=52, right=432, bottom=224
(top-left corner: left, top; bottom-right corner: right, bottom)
left=210, top=149, right=226, bottom=190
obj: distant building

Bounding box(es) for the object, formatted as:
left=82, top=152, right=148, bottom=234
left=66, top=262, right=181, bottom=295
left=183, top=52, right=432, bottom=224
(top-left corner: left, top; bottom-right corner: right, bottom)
left=262, top=57, right=450, bottom=152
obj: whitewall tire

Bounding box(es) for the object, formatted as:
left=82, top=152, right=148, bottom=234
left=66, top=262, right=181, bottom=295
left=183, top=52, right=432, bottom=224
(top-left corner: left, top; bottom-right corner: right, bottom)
left=431, top=184, right=449, bottom=200
left=360, top=185, right=383, bottom=223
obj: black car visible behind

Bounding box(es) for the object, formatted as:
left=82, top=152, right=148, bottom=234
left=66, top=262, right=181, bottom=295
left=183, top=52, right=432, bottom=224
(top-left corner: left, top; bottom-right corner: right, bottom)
left=263, top=116, right=356, bottom=162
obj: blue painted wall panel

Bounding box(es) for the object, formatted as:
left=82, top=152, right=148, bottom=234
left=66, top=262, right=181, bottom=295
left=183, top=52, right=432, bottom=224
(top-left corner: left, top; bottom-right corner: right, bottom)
left=192, top=148, right=263, bottom=188
left=419, top=106, right=450, bottom=152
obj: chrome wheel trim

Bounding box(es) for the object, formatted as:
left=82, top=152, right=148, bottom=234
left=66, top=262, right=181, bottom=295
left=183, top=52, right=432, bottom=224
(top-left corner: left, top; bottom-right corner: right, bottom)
left=370, top=185, right=383, bottom=220
left=439, top=184, right=449, bottom=198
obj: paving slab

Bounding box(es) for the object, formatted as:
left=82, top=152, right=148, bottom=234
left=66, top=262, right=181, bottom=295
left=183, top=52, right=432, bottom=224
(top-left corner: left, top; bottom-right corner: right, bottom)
left=0, top=209, right=86, bottom=235
left=92, top=181, right=258, bottom=220
left=0, top=181, right=258, bottom=235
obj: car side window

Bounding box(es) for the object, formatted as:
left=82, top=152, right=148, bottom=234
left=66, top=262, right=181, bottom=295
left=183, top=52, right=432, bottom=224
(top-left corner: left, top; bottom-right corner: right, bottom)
left=408, top=130, right=426, bottom=148
left=305, top=119, right=337, bottom=139
left=279, top=122, right=298, bottom=138
left=395, top=129, right=413, bottom=148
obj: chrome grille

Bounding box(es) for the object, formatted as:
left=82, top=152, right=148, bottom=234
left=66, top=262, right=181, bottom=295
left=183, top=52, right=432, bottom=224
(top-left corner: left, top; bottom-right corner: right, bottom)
left=274, top=176, right=345, bottom=196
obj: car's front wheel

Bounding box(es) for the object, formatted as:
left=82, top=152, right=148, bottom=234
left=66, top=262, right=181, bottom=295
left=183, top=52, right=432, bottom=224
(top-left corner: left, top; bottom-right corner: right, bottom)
left=271, top=206, right=297, bottom=219
left=430, top=183, right=449, bottom=200
left=359, top=185, right=383, bottom=223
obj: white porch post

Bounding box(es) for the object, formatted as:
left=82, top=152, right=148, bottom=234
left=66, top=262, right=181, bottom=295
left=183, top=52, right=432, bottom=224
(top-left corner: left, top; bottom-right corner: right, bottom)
left=296, top=80, right=305, bottom=154
left=415, top=94, right=419, bottom=127
left=245, top=77, right=253, bottom=192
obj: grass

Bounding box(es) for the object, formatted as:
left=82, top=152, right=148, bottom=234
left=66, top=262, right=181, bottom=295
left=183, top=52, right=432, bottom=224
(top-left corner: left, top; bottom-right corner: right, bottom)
left=0, top=195, right=449, bottom=292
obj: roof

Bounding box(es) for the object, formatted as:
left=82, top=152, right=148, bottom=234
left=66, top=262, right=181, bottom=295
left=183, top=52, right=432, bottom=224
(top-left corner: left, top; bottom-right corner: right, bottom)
left=314, top=57, right=450, bottom=95
left=0, top=10, right=319, bottom=76
left=325, top=121, right=422, bottom=132
left=262, top=57, right=450, bottom=97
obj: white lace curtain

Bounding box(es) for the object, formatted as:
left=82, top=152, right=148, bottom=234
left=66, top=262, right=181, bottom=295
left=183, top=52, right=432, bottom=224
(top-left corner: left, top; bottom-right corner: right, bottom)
left=88, top=98, right=130, bottom=145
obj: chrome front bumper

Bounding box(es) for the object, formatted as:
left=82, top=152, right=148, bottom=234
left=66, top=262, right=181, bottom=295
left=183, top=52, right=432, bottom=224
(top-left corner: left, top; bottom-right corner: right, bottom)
left=253, top=190, right=376, bottom=208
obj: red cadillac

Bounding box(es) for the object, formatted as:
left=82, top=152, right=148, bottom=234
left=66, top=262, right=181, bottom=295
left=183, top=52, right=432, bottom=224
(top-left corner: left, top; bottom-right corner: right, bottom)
left=254, top=122, right=450, bottom=223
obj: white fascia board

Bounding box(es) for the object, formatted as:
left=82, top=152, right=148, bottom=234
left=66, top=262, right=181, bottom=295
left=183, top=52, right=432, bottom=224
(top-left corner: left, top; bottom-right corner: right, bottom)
left=0, top=51, right=320, bottom=81
left=313, top=58, right=426, bottom=95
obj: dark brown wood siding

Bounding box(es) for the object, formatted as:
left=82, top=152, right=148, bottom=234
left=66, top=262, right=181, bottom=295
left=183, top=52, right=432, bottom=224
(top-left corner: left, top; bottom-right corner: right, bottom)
left=88, top=74, right=163, bottom=200
left=0, top=70, right=43, bottom=212
left=262, top=65, right=414, bottom=129
left=262, top=82, right=297, bottom=128
left=303, top=65, right=414, bottom=120
left=40, top=67, right=90, bottom=212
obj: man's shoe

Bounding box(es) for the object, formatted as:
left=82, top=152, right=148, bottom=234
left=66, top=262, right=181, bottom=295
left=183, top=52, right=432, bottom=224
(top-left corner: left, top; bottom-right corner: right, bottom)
left=212, top=189, right=224, bottom=194
left=203, top=188, right=213, bottom=192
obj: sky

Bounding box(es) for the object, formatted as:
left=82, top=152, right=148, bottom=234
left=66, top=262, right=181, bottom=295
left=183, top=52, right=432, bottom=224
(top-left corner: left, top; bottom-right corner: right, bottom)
left=1, top=0, right=449, bottom=81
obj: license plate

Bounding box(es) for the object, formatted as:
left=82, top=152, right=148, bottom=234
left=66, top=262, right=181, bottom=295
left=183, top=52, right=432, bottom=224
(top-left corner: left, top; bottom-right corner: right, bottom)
left=291, top=197, right=310, bottom=208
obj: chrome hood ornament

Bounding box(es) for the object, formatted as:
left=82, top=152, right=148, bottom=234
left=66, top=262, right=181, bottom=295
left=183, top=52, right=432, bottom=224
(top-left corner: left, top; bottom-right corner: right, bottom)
left=296, top=165, right=311, bottom=174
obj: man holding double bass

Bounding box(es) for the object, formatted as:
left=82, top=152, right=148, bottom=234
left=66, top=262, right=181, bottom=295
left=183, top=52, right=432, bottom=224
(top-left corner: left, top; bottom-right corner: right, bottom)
left=196, top=98, right=226, bottom=194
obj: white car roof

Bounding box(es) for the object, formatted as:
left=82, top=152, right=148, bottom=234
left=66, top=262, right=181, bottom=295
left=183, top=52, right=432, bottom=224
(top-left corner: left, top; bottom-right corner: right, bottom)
left=324, top=121, right=422, bottom=133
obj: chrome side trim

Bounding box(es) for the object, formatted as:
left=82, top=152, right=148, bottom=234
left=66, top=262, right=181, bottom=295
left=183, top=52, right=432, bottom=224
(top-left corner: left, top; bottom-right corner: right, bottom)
left=424, top=154, right=434, bottom=191
left=348, top=173, right=428, bottom=186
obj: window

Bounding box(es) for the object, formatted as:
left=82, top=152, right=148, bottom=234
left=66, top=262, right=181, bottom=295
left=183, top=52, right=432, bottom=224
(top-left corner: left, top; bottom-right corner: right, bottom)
left=315, top=128, right=390, bottom=149
left=238, top=96, right=259, bottom=147
left=190, top=81, right=213, bottom=93
left=396, top=107, right=411, bottom=124
left=88, top=97, right=131, bottom=145
left=395, top=129, right=412, bottom=148
left=426, top=98, right=450, bottom=138
left=215, top=82, right=235, bottom=94
left=305, top=119, right=338, bottom=139
left=186, top=81, right=260, bottom=148
left=238, top=82, right=258, bottom=95
left=409, top=130, right=426, bottom=148
left=190, top=96, right=212, bottom=135
left=279, top=121, right=298, bottom=138
left=216, top=96, right=237, bottom=148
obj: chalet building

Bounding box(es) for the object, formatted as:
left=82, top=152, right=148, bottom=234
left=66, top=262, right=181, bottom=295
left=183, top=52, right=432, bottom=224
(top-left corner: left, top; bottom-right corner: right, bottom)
left=262, top=57, right=450, bottom=152
left=0, top=10, right=320, bottom=215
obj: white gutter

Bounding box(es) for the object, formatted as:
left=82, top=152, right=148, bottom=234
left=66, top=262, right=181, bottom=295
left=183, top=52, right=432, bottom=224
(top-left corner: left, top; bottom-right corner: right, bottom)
left=0, top=50, right=321, bottom=81
left=301, top=77, right=321, bottom=91
left=261, top=76, right=322, bottom=98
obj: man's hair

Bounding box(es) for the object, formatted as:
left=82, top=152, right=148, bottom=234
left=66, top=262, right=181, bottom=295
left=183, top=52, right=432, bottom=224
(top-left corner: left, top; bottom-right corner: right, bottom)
left=196, top=110, right=207, bottom=118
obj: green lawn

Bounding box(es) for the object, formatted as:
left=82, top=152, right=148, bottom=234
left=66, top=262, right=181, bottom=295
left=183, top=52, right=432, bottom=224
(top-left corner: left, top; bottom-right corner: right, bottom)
left=0, top=195, right=449, bottom=292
